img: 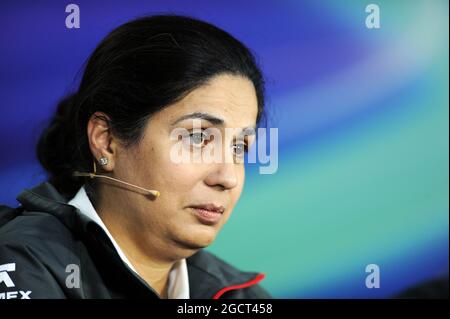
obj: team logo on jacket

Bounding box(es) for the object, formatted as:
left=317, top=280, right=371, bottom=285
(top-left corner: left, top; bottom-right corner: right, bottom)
left=0, top=263, right=15, bottom=287
left=0, top=263, right=32, bottom=299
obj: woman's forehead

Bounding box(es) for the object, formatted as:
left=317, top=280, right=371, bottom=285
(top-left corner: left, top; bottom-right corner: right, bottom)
left=162, top=75, right=258, bottom=127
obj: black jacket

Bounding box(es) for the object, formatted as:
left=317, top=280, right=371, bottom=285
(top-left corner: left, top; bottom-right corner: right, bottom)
left=0, top=182, right=271, bottom=299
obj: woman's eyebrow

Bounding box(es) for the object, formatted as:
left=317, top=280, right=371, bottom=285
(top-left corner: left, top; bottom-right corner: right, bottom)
left=170, top=112, right=224, bottom=126
left=171, top=112, right=256, bottom=135
left=239, top=127, right=257, bottom=138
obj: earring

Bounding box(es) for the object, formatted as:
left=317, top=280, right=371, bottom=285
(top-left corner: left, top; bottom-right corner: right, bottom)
left=99, top=157, right=108, bottom=166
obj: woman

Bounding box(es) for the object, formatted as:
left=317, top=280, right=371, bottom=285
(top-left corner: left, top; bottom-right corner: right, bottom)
left=0, top=14, right=270, bottom=299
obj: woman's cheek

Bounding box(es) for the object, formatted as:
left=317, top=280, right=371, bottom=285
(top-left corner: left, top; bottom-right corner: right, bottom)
left=160, top=162, right=202, bottom=189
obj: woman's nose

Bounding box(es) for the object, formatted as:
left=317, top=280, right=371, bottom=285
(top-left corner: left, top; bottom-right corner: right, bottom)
left=204, top=161, right=238, bottom=190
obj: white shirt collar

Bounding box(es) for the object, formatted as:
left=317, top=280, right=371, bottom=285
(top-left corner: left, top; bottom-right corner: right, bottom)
left=68, top=186, right=190, bottom=299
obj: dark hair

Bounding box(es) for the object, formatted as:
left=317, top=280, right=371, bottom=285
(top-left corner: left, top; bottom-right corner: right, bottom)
left=37, top=14, right=266, bottom=198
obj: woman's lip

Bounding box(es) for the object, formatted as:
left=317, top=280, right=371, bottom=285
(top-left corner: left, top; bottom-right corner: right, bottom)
left=189, top=207, right=223, bottom=225
left=189, top=204, right=225, bottom=214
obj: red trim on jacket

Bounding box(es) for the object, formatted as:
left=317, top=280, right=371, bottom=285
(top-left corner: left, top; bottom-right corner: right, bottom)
left=212, top=273, right=266, bottom=299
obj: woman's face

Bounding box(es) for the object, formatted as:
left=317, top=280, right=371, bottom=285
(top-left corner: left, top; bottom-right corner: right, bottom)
left=107, top=74, right=258, bottom=259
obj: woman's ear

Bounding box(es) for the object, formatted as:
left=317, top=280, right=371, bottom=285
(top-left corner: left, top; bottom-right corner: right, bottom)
left=87, top=112, right=118, bottom=172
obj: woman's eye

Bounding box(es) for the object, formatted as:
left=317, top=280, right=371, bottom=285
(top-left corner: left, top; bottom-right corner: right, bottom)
left=233, top=142, right=247, bottom=156
left=189, top=130, right=208, bottom=147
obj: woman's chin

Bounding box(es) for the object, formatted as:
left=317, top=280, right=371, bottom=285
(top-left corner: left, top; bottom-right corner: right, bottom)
left=173, top=224, right=219, bottom=250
